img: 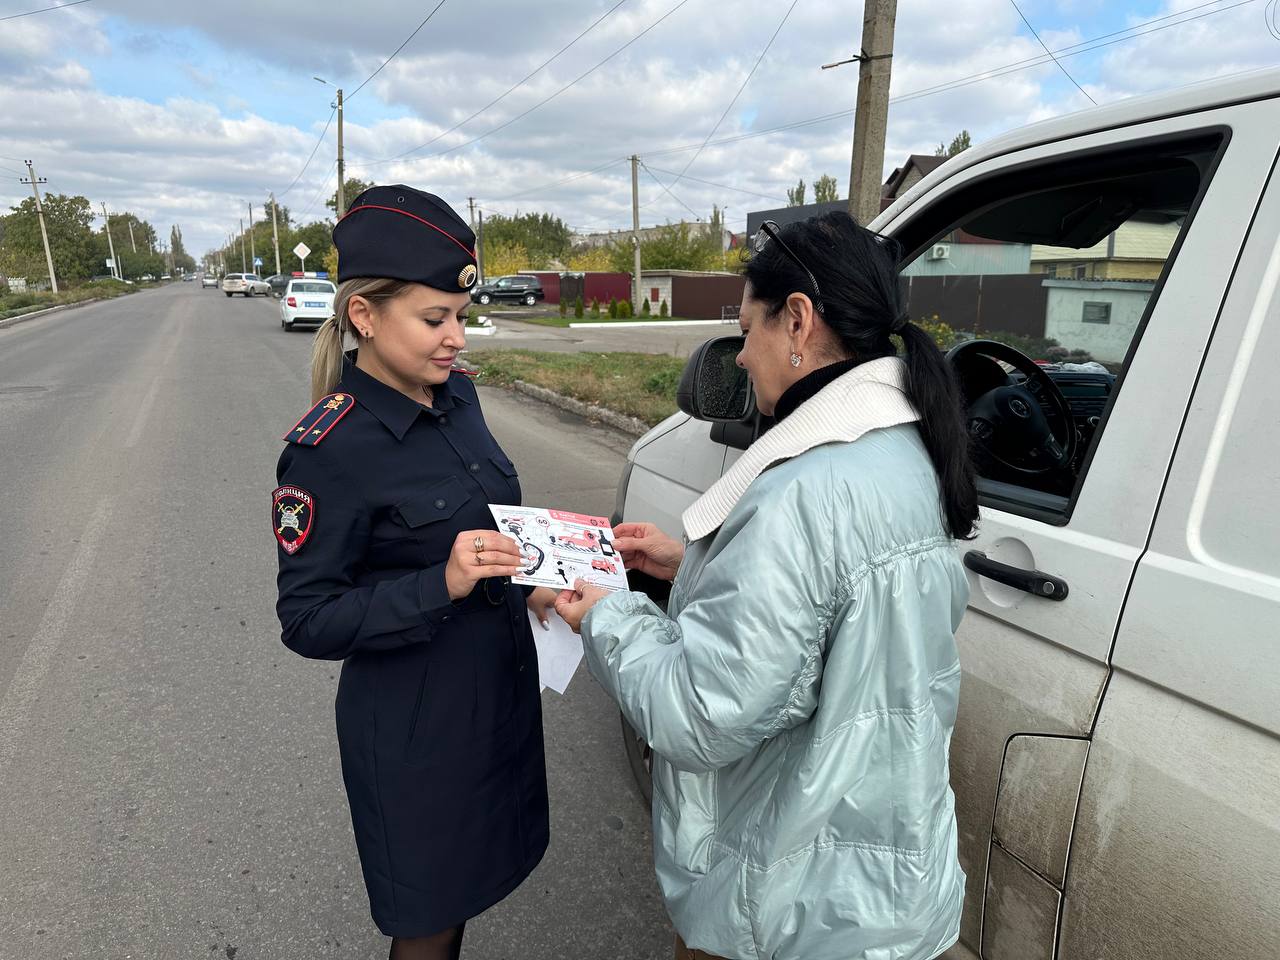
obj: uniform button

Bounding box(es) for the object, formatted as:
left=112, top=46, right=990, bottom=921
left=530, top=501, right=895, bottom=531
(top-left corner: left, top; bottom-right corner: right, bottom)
left=438, top=415, right=448, bottom=426
left=434, top=498, right=447, bottom=509
left=519, top=663, right=525, bottom=672
left=442, top=615, right=451, bottom=623
left=469, top=462, right=480, bottom=472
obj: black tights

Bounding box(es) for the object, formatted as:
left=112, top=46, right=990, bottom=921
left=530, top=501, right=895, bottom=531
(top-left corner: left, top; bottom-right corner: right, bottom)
left=388, top=923, right=465, bottom=960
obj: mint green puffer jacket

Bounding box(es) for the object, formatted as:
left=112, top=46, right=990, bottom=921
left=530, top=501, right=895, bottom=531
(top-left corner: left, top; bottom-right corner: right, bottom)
left=582, top=424, right=968, bottom=960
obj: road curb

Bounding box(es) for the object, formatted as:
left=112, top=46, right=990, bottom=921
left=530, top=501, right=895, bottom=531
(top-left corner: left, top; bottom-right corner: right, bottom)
left=0, top=292, right=143, bottom=330
left=509, top=380, right=650, bottom=438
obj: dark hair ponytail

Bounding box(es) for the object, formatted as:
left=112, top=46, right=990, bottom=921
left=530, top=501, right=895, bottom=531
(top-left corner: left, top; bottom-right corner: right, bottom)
left=895, top=320, right=978, bottom=539
left=743, top=212, right=978, bottom=539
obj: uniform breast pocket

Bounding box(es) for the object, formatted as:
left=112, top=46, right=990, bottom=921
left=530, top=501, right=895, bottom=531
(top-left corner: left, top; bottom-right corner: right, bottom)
left=393, top=475, right=471, bottom=564
left=486, top=452, right=522, bottom=505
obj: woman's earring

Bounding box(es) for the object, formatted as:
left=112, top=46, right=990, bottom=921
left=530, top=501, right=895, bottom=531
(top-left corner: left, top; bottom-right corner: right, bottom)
left=790, top=352, right=802, bottom=367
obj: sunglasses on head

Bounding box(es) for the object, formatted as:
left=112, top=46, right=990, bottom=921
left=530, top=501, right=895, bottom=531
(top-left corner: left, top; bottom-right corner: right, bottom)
left=750, top=219, right=825, bottom=314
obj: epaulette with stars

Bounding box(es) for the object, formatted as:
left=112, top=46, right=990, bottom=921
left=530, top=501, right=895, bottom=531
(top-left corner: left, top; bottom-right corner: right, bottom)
left=283, top=392, right=355, bottom=446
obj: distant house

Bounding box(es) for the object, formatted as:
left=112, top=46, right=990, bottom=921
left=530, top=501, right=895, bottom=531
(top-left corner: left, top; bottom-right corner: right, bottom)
left=640, top=270, right=745, bottom=320
left=881, top=154, right=948, bottom=207
left=1043, top=279, right=1154, bottom=364
left=1031, top=220, right=1178, bottom=281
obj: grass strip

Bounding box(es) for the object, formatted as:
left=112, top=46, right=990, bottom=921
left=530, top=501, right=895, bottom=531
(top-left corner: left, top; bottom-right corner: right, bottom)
left=465, top=348, right=685, bottom=426
left=0, top=280, right=150, bottom=321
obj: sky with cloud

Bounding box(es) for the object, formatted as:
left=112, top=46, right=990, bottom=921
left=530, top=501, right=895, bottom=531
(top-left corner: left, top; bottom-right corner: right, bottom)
left=2, top=0, right=1278, bottom=257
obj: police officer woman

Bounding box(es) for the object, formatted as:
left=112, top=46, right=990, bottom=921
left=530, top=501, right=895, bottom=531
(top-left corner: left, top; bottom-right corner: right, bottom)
left=273, top=186, right=555, bottom=960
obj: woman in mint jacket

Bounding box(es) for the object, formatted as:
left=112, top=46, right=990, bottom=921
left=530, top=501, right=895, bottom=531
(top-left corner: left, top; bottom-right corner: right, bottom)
left=557, top=213, right=979, bottom=960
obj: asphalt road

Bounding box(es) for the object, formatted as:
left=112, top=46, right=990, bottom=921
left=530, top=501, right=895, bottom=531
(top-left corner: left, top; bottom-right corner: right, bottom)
left=0, top=284, right=671, bottom=959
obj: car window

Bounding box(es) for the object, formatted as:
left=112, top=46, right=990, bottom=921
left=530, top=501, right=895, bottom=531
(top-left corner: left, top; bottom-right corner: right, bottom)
left=496, top=278, right=511, bottom=288
left=897, top=135, right=1222, bottom=518
left=246, top=275, right=260, bottom=281
left=291, top=282, right=334, bottom=293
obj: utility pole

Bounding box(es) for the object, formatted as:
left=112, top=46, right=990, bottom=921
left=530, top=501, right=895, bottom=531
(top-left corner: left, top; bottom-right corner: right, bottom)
left=20, top=160, right=58, bottom=293
left=467, top=197, right=476, bottom=233
left=828, top=0, right=898, bottom=224
left=336, top=87, right=346, bottom=218
left=239, top=218, right=246, bottom=272
left=101, top=202, right=120, bottom=280
left=630, top=155, right=642, bottom=309
left=476, top=209, right=485, bottom=285
left=248, top=203, right=257, bottom=273
left=269, top=192, right=281, bottom=276
left=127, top=219, right=137, bottom=253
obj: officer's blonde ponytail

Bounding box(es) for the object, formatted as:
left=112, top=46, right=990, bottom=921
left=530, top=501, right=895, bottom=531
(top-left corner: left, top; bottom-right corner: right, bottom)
left=310, top=278, right=414, bottom=403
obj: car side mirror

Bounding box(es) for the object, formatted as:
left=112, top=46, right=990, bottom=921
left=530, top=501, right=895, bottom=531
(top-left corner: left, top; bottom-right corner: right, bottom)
left=676, top=336, right=754, bottom=422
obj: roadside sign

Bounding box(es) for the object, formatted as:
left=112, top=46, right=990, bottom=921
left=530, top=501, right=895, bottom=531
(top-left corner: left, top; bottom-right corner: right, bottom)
left=253, top=256, right=263, bottom=267
left=292, top=242, right=311, bottom=260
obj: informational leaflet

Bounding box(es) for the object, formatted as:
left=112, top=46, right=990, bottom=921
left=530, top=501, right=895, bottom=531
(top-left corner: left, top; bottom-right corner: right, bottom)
left=486, top=505, right=628, bottom=592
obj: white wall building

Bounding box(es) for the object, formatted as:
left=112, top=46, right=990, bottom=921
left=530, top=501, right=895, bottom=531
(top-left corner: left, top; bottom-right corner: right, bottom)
left=1043, top=279, right=1154, bottom=364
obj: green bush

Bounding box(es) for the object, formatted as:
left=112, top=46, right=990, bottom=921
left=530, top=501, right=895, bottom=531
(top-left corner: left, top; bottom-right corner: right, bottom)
left=590, top=298, right=600, bottom=317
left=618, top=299, right=632, bottom=318
left=559, top=298, right=568, bottom=317
left=644, top=366, right=681, bottom=395
left=659, top=299, right=669, bottom=318
left=608, top=297, right=618, bottom=319
left=641, top=299, right=651, bottom=315
left=574, top=295, right=584, bottom=318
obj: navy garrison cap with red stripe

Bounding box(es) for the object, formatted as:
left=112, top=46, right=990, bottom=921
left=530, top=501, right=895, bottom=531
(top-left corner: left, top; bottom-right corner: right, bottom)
left=333, top=185, right=478, bottom=292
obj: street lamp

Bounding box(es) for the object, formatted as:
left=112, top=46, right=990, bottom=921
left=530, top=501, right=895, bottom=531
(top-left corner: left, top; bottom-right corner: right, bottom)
left=314, top=75, right=346, bottom=217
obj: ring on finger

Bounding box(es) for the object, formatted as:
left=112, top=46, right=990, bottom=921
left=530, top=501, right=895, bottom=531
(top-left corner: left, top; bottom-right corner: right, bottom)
left=473, top=536, right=484, bottom=553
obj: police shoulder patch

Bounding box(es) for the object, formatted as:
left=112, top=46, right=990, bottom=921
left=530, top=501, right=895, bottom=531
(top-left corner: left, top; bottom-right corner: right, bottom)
left=283, top=393, right=355, bottom=446
left=273, top=485, right=314, bottom=554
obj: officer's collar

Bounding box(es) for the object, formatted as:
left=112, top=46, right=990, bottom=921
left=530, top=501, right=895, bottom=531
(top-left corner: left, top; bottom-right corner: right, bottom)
left=338, top=351, right=469, bottom=441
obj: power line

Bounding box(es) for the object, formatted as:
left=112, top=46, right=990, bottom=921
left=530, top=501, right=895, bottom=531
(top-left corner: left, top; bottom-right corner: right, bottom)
left=361, top=0, right=631, bottom=166
left=296, top=160, right=339, bottom=222
left=347, top=0, right=451, bottom=102
left=640, top=160, right=700, bottom=219
left=487, top=156, right=629, bottom=203
left=0, top=0, right=91, bottom=22
left=644, top=0, right=1256, bottom=159
left=666, top=0, right=800, bottom=188
left=643, top=165, right=787, bottom=202
left=1008, top=0, right=1096, bottom=105
left=278, top=106, right=337, bottom=199
left=368, top=0, right=695, bottom=167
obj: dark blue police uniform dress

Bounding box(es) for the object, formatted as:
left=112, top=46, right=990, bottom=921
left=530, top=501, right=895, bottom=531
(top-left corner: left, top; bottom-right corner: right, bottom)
left=273, top=358, right=549, bottom=937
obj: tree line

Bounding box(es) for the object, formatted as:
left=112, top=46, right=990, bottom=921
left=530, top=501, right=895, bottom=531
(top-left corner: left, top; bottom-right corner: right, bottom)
left=0, top=195, right=194, bottom=285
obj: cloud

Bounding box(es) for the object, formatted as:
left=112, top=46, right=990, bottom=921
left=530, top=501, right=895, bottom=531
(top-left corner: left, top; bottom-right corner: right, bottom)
left=2, top=0, right=1277, bottom=254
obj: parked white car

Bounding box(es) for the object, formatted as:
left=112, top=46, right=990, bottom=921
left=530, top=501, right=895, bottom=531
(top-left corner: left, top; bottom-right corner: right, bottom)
left=222, top=273, right=270, bottom=297
left=615, top=67, right=1280, bottom=960
left=279, top=277, right=336, bottom=331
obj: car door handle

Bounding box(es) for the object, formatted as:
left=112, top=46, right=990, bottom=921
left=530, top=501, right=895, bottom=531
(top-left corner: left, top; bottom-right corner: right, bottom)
left=964, top=551, right=1069, bottom=601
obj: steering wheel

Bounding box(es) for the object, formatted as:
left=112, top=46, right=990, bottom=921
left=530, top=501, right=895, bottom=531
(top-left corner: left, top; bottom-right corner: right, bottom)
left=946, top=339, right=1078, bottom=476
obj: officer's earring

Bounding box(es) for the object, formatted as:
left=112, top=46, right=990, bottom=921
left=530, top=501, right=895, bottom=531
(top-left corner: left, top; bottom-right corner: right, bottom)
left=790, top=352, right=802, bottom=367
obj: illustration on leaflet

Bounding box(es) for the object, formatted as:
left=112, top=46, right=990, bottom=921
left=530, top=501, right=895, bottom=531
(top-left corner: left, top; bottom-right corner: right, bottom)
left=487, top=505, right=626, bottom=592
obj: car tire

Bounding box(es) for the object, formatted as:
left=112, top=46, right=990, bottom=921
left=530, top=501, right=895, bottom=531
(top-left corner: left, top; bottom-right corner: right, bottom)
left=225, top=292, right=232, bottom=298
left=478, top=293, right=492, bottom=305
left=523, top=293, right=536, bottom=306
left=621, top=712, right=653, bottom=807
left=284, top=320, right=293, bottom=331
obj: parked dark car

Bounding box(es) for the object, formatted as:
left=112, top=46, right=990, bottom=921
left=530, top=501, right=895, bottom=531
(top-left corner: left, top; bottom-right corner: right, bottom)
left=264, top=274, right=290, bottom=298
left=470, top=274, right=544, bottom=306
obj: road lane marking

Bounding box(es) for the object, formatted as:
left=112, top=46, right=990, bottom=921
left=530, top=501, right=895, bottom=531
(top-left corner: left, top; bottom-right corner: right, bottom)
left=0, top=498, right=112, bottom=775
left=125, top=377, right=161, bottom=448
left=124, top=332, right=180, bottom=449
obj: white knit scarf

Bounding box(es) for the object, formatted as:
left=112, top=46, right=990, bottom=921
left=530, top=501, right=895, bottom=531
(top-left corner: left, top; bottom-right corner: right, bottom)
left=681, top=356, right=920, bottom=542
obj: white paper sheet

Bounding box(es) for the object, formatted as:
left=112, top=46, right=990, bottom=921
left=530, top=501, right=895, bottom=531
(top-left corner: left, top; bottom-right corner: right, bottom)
left=528, top=610, right=584, bottom=695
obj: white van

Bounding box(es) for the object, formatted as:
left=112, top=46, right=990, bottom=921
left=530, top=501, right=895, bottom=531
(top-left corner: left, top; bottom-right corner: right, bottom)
left=613, top=67, right=1280, bottom=959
